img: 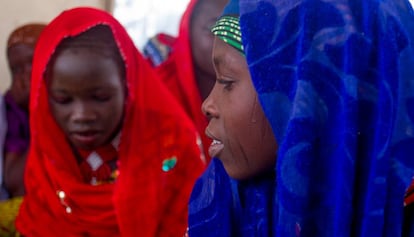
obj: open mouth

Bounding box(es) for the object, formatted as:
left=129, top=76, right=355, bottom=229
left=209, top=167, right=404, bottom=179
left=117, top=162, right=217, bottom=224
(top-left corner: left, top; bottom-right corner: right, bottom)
left=208, top=139, right=224, bottom=158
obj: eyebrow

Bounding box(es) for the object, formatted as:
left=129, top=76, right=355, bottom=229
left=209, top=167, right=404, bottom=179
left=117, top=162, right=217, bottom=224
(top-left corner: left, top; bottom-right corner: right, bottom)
left=214, top=51, right=240, bottom=76
left=213, top=53, right=227, bottom=69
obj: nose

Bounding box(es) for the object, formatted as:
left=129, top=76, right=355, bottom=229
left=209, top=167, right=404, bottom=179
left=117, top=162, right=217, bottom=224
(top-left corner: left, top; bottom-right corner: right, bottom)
left=71, top=101, right=96, bottom=124
left=201, top=88, right=218, bottom=120
left=22, top=64, right=32, bottom=89
left=13, top=63, right=31, bottom=85
left=23, top=63, right=32, bottom=78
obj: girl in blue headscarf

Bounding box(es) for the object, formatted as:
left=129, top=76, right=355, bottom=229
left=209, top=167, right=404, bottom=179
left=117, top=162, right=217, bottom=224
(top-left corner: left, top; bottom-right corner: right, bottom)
left=188, top=0, right=414, bottom=236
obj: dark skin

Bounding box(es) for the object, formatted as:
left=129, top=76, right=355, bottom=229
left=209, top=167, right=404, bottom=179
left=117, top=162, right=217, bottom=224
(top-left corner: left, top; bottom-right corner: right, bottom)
left=202, top=37, right=277, bottom=180
left=7, top=43, right=33, bottom=111
left=190, top=0, right=228, bottom=101
left=48, top=47, right=126, bottom=152
left=3, top=43, right=34, bottom=197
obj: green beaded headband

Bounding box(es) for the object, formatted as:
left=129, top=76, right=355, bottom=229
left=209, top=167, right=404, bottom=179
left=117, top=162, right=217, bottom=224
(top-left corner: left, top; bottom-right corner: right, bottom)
left=211, top=16, right=244, bottom=54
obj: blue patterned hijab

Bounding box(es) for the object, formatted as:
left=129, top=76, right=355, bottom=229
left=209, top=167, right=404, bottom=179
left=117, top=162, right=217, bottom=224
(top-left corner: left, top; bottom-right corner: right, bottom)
left=189, top=0, right=414, bottom=236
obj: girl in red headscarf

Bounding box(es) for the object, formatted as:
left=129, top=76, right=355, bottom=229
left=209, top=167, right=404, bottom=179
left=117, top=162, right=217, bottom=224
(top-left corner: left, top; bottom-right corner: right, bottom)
left=15, top=7, right=205, bottom=237
left=144, top=0, right=228, bottom=163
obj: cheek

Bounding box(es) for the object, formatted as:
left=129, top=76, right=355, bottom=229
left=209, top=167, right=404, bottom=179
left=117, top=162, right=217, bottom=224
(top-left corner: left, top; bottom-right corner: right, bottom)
left=223, top=106, right=256, bottom=158
left=251, top=108, right=278, bottom=169
left=111, top=104, right=124, bottom=123
left=232, top=102, right=277, bottom=175
left=49, top=105, right=70, bottom=131
left=106, top=94, right=125, bottom=124
left=192, top=33, right=213, bottom=60
left=200, top=38, right=214, bottom=64
left=24, top=73, right=31, bottom=84
left=257, top=118, right=277, bottom=167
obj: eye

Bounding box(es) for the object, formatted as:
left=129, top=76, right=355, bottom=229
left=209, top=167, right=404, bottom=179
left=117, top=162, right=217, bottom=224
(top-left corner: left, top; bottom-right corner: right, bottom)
left=51, top=94, right=72, bottom=105
left=217, top=78, right=235, bottom=91
left=92, top=93, right=111, bottom=102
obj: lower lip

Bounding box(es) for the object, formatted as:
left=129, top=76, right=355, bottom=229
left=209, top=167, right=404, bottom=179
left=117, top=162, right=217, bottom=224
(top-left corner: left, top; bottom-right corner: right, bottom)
left=71, top=133, right=99, bottom=146
left=208, top=142, right=224, bottom=158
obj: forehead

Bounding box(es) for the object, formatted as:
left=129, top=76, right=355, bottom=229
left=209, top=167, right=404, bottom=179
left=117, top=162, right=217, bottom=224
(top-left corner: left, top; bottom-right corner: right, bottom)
left=52, top=25, right=122, bottom=64
left=213, top=37, right=243, bottom=68
left=193, top=0, right=227, bottom=22
left=48, top=47, right=123, bottom=89
left=47, top=28, right=124, bottom=84
left=54, top=47, right=116, bottom=69
left=7, top=44, right=34, bottom=59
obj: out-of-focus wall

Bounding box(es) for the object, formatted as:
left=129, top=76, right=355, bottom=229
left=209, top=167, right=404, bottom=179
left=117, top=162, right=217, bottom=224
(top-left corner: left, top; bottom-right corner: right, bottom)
left=0, top=0, right=114, bottom=93
left=114, top=0, right=190, bottom=50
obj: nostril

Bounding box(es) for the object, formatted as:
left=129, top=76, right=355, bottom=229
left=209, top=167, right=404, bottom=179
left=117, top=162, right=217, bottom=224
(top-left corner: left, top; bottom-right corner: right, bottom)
left=204, top=111, right=212, bottom=120
left=202, top=96, right=217, bottom=120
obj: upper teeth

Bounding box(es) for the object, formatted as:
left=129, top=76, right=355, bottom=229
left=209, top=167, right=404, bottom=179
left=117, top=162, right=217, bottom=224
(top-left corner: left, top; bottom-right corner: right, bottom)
left=212, top=139, right=222, bottom=145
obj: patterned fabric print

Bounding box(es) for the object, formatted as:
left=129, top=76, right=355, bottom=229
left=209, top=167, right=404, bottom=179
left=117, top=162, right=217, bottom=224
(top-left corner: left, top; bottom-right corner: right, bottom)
left=188, top=158, right=234, bottom=236
left=211, top=16, right=244, bottom=54
left=238, top=0, right=414, bottom=236
left=77, top=140, right=119, bottom=184
left=143, top=33, right=176, bottom=67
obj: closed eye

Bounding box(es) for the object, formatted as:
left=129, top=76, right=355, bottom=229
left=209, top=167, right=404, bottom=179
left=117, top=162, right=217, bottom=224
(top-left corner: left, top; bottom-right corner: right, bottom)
left=51, top=95, right=72, bottom=105
left=92, top=94, right=111, bottom=102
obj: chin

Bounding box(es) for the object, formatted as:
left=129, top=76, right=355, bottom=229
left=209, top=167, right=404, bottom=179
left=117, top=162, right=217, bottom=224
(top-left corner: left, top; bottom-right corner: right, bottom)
left=71, top=141, right=99, bottom=151
left=221, top=164, right=248, bottom=180
left=227, top=172, right=250, bottom=181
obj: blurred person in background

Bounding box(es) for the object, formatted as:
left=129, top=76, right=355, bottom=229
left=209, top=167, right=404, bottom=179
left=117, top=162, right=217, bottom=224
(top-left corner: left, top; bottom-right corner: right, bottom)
left=144, top=0, right=228, bottom=163
left=0, top=23, right=45, bottom=237
left=0, top=94, right=7, bottom=199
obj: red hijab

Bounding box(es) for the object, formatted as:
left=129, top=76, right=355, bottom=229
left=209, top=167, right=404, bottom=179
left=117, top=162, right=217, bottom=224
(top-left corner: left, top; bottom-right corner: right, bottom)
left=153, top=0, right=212, bottom=162
left=16, top=7, right=205, bottom=236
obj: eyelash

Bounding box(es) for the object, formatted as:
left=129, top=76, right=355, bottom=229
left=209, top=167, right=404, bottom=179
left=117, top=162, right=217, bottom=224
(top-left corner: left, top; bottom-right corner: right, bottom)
left=92, top=95, right=111, bottom=102
left=217, top=78, right=234, bottom=91
left=52, top=96, right=71, bottom=105
left=51, top=94, right=111, bottom=105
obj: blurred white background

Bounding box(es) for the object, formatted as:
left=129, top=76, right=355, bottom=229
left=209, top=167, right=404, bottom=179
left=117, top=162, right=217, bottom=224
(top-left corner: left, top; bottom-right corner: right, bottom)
left=114, top=0, right=191, bottom=49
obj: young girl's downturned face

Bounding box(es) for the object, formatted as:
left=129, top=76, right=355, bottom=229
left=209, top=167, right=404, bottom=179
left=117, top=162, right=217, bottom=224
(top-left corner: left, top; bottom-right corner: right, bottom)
left=47, top=27, right=126, bottom=151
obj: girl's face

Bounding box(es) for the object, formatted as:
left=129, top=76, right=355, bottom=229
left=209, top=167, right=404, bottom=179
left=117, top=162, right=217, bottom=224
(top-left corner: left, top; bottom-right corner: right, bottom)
left=190, top=0, right=228, bottom=100
left=48, top=47, right=125, bottom=151
left=202, top=37, right=277, bottom=180
left=7, top=43, right=34, bottom=110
